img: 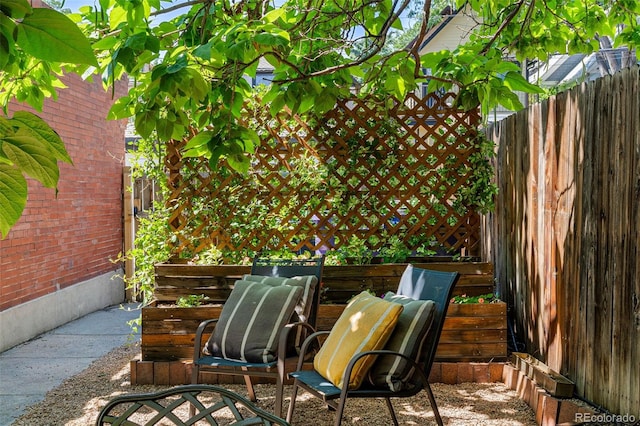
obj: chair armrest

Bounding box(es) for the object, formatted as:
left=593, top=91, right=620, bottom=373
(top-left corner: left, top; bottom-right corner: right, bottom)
left=341, top=349, right=429, bottom=392
left=277, top=321, right=317, bottom=360
left=193, top=318, right=219, bottom=362
left=294, top=330, right=330, bottom=370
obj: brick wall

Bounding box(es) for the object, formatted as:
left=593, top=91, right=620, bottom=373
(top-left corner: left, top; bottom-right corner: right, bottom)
left=0, top=71, right=128, bottom=311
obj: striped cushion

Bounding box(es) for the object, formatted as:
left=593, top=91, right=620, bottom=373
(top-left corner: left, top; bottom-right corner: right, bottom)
left=241, top=275, right=317, bottom=323
left=206, top=280, right=303, bottom=363
left=367, top=292, right=436, bottom=391
left=313, top=291, right=403, bottom=389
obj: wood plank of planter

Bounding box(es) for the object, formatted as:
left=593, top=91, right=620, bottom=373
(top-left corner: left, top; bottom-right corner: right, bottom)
left=439, top=329, right=507, bottom=343
left=436, top=302, right=507, bottom=361
left=155, top=264, right=252, bottom=276
left=447, top=302, right=506, bottom=316
left=153, top=288, right=232, bottom=303
left=141, top=301, right=508, bottom=362
left=142, top=304, right=222, bottom=361
left=435, top=343, right=508, bottom=360
left=154, top=264, right=244, bottom=301
left=321, top=263, right=494, bottom=302
left=512, top=352, right=575, bottom=398
left=153, top=262, right=495, bottom=302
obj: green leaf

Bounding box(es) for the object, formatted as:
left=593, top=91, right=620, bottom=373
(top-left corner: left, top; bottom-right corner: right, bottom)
left=16, top=8, right=98, bottom=66
left=227, top=151, right=250, bottom=174
left=0, top=116, right=14, bottom=136
left=503, top=71, right=545, bottom=94
left=263, top=8, right=284, bottom=23
left=11, top=111, right=72, bottom=164
left=182, top=131, right=214, bottom=157
left=314, top=91, right=336, bottom=113
left=254, top=32, right=289, bottom=47
left=497, top=90, right=524, bottom=111
left=156, top=118, right=174, bottom=142
left=193, top=42, right=213, bottom=60
left=2, top=130, right=59, bottom=188
left=107, top=97, right=134, bottom=120
left=269, top=93, right=285, bottom=117
left=134, top=110, right=157, bottom=140
left=0, top=0, right=32, bottom=19
left=92, top=36, right=119, bottom=50
left=0, top=163, right=27, bottom=238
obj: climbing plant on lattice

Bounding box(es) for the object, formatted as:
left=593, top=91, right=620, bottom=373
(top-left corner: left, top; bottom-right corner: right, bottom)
left=164, top=92, right=486, bottom=258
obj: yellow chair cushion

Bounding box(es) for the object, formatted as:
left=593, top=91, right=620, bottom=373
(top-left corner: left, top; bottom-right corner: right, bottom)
left=313, top=291, right=403, bottom=389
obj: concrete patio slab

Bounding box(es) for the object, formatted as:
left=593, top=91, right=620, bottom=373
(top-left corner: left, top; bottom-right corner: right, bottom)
left=0, top=304, right=140, bottom=426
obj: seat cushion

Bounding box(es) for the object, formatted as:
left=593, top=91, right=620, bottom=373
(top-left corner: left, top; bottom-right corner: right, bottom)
left=206, top=280, right=303, bottom=363
left=367, top=292, right=436, bottom=391
left=241, top=274, right=317, bottom=323
left=313, top=291, right=403, bottom=389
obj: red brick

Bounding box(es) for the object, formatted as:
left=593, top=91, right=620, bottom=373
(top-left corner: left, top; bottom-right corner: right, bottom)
left=489, top=363, right=504, bottom=383
left=135, top=361, right=155, bottom=385
left=557, top=400, right=596, bottom=424
left=471, top=363, right=489, bottom=383
left=457, top=363, right=473, bottom=383
left=2, top=58, right=126, bottom=310
left=130, top=359, right=138, bottom=385
left=428, top=363, right=442, bottom=383
left=502, top=364, right=519, bottom=390
left=536, top=393, right=559, bottom=426
left=441, top=363, right=458, bottom=384
left=170, top=362, right=189, bottom=385
left=154, top=362, right=171, bottom=385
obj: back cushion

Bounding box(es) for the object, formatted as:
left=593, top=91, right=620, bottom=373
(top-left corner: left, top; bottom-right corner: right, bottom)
left=241, top=274, right=317, bottom=323
left=313, top=291, right=403, bottom=389
left=367, top=292, right=436, bottom=391
left=207, top=280, right=303, bottom=363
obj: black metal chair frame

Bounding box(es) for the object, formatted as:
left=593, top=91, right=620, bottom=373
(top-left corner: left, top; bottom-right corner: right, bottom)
left=96, top=384, right=290, bottom=425
left=191, top=257, right=324, bottom=418
left=286, top=268, right=460, bottom=426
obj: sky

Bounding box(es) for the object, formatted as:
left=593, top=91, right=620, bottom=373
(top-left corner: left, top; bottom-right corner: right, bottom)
left=58, top=0, right=418, bottom=27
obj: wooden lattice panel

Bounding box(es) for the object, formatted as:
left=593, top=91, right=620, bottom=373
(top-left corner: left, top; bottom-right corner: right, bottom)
left=165, top=93, right=482, bottom=257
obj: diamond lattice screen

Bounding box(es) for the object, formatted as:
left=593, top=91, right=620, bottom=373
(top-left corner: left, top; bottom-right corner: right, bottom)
left=165, top=93, right=482, bottom=257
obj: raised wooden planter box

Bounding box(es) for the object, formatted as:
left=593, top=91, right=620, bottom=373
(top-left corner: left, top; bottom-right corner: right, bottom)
left=152, top=261, right=495, bottom=303
left=137, top=262, right=506, bottom=385
left=142, top=298, right=506, bottom=362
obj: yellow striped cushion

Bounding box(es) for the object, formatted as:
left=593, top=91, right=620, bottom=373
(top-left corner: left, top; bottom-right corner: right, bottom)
left=313, top=291, right=403, bottom=389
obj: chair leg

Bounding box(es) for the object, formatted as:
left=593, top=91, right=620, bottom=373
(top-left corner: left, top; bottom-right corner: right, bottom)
left=384, top=397, right=399, bottom=426
left=243, top=375, right=257, bottom=402
left=334, top=397, right=347, bottom=426
left=189, top=365, right=200, bottom=416
left=425, top=382, right=444, bottom=426
left=274, top=371, right=283, bottom=417
left=191, top=363, right=199, bottom=384
left=286, top=380, right=300, bottom=422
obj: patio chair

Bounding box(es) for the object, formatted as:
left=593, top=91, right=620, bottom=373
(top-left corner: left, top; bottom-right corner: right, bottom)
left=286, top=265, right=459, bottom=426
left=192, top=256, right=324, bottom=417
left=96, top=384, right=290, bottom=425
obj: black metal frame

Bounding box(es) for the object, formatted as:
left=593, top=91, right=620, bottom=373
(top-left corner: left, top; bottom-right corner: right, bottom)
left=286, top=267, right=460, bottom=426
left=96, top=384, right=290, bottom=425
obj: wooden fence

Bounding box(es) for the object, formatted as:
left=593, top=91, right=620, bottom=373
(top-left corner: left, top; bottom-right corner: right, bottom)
left=165, top=93, right=482, bottom=257
left=484, top=66, right=640, bottom=417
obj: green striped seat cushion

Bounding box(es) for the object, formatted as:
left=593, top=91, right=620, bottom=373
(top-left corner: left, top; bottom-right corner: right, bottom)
left=366, top=292, right=436, bottom=391
left=241, top=275, right=318, bottom=323
left=206, top=280, right=303, bottom=363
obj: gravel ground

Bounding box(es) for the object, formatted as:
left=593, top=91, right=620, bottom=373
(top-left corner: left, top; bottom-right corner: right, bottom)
left=13, top=343, right=537, bottom=425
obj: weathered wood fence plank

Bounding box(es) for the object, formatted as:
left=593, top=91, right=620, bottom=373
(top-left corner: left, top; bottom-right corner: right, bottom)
left=486, top=65, right=640, bottom=417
